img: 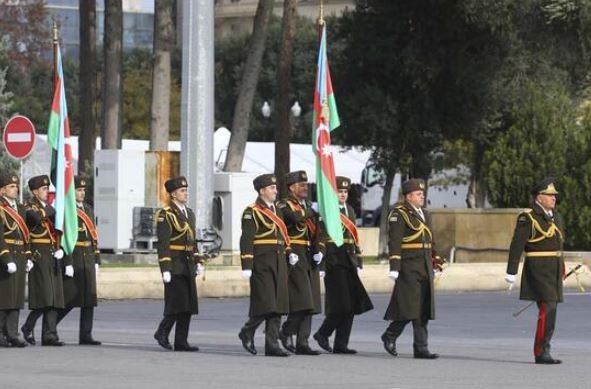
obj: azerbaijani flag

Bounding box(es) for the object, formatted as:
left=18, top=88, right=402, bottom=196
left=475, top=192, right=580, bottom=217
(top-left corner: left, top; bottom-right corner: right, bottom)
left=47, top=43, right=77, bottom=255
left=312, top=23, right=343, bottom=246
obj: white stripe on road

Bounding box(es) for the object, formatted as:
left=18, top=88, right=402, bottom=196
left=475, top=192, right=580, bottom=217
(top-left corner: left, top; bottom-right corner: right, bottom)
left=7, top=133, right=32, bottom=142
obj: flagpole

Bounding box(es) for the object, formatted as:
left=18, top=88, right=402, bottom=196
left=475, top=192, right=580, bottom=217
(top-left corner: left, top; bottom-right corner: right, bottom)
left=318, top=0, right=324, bottom=26
left=52, top=19, right=59, bottom=88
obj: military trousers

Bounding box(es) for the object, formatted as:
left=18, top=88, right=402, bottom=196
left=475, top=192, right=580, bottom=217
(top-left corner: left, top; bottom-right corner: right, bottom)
left=57, top=307, right=95, bottom=342
left=534, top=301, right=557, bottom=357
left=386, top=317, right=430, bottom=352
left=241, top=313, right=281, bottom=352
left=0, top=309, right=20, bottom=341
left=281, top=311, right=312, bottom=347
left=23, top=308, right=60, bottom=343
left=317, top=313, right=354, bottom=350
left=155, top=312, right=192, bottom=347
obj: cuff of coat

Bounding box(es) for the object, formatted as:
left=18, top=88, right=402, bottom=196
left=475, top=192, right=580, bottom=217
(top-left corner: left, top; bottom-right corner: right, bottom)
left=241, top=254, right=254, bottom=270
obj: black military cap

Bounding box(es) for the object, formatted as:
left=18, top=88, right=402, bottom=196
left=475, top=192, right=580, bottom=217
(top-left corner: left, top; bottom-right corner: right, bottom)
left=164, top=176, right=188, bottom=193
left=253, top=174, right=277, bottom=191
left=28, top=175, right=50, bottom=191
left=336, top=176, right=351, bottom=190
left=285, top=170, right=308, bottom=186
left=531, top=177, right=559, bottom=196
left=0, top=173, right=19, bottom=188
left=74, top=176, right=88, bottom=189
left=402, top=178, right=426, bottom=195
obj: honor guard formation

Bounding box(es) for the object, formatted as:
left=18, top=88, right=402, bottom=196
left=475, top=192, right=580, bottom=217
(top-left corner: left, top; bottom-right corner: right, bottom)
left=0, top=171, right=570, bottom=365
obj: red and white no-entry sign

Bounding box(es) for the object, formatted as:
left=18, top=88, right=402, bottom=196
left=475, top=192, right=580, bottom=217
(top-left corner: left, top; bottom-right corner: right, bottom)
left=2, top=115, right=36, bottom=159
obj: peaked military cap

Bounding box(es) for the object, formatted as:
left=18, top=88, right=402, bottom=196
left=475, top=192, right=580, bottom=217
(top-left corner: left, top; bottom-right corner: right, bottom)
left=531, top=177, right=559, bottom=196
left=74, top=176, right=88, bottom=189
left=253, top=174, right=277, bottom=191
left=0, top=173, right=19, bottom=188
left=164, top=176, right=188, bottom=193
left=285, top=170, right=308, bottom=186
left=336, top=176, right=351, bottom=190
left=402, top=178, right=426, bottom=195
left=28, top=175, right=51, bottom=191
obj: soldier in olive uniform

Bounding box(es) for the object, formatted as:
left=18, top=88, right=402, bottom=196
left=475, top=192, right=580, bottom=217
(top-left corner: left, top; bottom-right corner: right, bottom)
left=238, top=174, right=298, bottom=357
left=277, top=170, right=322, bottom=355
left=56, top=176, right=101, bottom=345
left=381, top=179, right=439, bottom=359
left=0, top=173, right=32, bottom=348
left=153, top=176, right=203, bottom=352
left=505, top=178, right=564, bottom=364
left=21, top=175, right=67, bottom=346
left=313, top=176, right=373, bottom=354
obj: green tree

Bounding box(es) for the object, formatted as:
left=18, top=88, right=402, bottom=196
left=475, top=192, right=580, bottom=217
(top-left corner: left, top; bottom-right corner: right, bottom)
left=483, top=81, right=572, bottom=207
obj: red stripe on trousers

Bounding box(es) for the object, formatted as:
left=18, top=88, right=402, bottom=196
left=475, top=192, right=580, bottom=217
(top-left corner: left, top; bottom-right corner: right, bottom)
left=534, top=302, right=546, bottom=357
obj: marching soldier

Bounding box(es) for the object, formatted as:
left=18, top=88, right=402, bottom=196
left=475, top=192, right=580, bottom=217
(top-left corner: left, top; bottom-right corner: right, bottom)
left=381, top=179, right=439, bottom=359
left=505, top=178, right=564, bottom=364
left=21, top=175, right=67, bottom=346
left=313, top=176, right=373, bottom=354
left=56, top=176, right=101, bottom=345
left=153, top=176, right=203, bottom=352
left=278, top=170, right=322, bottom=355
left=238, top=174, right=297, bottom=357
left=0, top=173, right=32, bottom=348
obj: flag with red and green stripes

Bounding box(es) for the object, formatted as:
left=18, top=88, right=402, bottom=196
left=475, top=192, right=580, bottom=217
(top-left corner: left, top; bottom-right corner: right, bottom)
left=47, top=43, right=77, bottom=255
left=312, top=23, right=343, bottom=246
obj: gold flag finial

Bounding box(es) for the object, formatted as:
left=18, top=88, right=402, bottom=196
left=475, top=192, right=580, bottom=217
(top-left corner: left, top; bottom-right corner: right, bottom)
left=52, top=18, right=59, bottom=43
left=318, top=0, right=325, bottom=26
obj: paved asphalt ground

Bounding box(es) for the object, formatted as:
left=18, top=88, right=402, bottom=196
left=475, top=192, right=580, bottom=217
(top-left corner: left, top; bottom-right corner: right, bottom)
left=1, top=291, right=589, bottom=389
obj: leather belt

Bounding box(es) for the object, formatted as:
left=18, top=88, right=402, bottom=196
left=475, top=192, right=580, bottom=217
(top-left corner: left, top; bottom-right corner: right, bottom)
left=31, top=238, right=52, bottom=244
left=524, top=251, right=561, bottom=258
left=5, top=239, right=24, bottom=245
left=253, top=239, right=285, bottom=245
left=401, top=243, right=431, bottom=249
left=169, top=244, right=194, bottom=251
left=290, top=239, right=310, bottom=246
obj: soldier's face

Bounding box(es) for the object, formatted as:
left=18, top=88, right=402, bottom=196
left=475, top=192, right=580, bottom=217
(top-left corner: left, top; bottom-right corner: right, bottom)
left=537, top=193, right=556, bottom=210
left=76, top=188, right=86, bottom=202
left=259, top=184, right=277, bottom=203
left=406, top=190, right=425, bottom=208
left=289, top=182, right=308, bottom=199
left=34, top=186, right=49, bottom=202
left=3, top=183, right=18, bottom=200
left=172, top=187, right=188, bottom=204
left=338, top=189, right=348, bottom=204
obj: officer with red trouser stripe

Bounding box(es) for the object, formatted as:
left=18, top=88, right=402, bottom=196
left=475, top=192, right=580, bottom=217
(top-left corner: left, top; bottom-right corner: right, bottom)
left=505, top=178, right=564, bottom=364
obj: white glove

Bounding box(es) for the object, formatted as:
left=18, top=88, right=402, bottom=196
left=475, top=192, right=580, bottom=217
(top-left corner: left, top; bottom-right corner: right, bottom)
left=241, top=269, right=252, bottom=279
left=433, top=269, right=441, bottom=278
left=26, top=259, right=34, bottom=272
left=312, top=252, right=323, bottom=265
left=196, top=263, right=205, bottom=276
left=319, top=270, right=326, bottom=278
left=505, top=273, right=516, bottom=284
left=7, top=262, right=17, bottom=274
left=95, top=264, right=99, bottom=276
left=162, top=271, right=171, bottom=283
left=65, top=265, right=74, bottom=278
left=288, top=253, right=299, bottom=266
left=53, top=249, right=64, bottom=260
left=311, top=203, right=319, bottom=212
left=388, top=271, right=399, bottom=281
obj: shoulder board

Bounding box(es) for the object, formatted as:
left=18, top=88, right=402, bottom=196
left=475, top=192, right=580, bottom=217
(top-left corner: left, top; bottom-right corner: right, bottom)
left=517, top=210, right=533, bottom=223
